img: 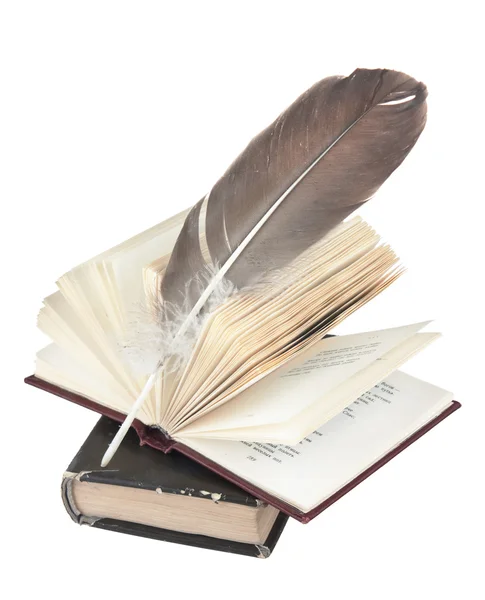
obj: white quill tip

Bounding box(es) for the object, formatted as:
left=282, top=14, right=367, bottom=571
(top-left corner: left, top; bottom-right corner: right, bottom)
left=100, top=372, right=158, bottom=467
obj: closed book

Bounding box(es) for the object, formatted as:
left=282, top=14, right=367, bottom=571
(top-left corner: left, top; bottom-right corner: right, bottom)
left=62, top=416, right=288, bottom=557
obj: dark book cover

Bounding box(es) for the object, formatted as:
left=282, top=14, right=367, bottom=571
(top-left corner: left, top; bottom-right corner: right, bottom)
left=27, top=374, right=461, bottom=523
left=62, top=416, right=287, bottom=558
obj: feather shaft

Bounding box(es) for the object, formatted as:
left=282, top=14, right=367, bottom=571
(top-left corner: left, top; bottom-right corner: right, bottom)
left=100, top=372, right=157, bottom=467
left=101, top=68, right=428, bottom=465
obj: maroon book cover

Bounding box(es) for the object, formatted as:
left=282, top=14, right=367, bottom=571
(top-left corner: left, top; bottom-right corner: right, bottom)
left=25, top=374, right=461, bottom=523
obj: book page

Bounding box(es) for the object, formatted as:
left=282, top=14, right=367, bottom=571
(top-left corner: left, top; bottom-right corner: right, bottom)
left=181, top=331, right=439, bottom=444
left=36, top=211, right=189, bottom=423
left=164, top=219, right=384, bottom=425
left=178, top=371, right=453, bottom=513
left=177, top=322, right=430, bottom=435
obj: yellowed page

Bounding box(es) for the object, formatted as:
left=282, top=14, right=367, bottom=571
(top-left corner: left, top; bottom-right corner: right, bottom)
left=178, top=331, right=439, bottom=443
left=165, top=246, right=399, bottom=431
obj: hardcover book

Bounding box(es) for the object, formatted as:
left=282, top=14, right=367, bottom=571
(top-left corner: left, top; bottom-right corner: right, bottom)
left=62, top=416, right=287, bottom=557
left=31, top=370, right=459, bottom=522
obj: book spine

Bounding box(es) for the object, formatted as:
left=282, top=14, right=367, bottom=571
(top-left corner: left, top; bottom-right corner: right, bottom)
left=61, top=472, right=101, bottom=526
left=136, top=424, right=177, bottom=453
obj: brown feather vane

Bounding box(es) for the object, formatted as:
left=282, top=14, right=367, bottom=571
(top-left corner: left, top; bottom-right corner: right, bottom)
left=101, top=67, right=427, bottom=466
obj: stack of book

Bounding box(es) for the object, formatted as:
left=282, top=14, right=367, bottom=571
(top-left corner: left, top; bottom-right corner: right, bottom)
left=26, top=213, right=460, bottom=556
left=26, top=68, right=460, bottom=557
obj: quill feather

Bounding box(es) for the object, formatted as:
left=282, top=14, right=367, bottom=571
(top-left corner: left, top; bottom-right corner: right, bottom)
left=162, top=68, right=427, bottom=303
left=101, top=67, right=427, bottom=466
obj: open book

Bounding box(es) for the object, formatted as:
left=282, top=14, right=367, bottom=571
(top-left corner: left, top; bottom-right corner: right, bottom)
left=26, top=211, right=460, bottom=521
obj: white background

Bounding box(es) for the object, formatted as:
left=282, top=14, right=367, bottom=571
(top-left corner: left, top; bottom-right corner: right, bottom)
left=1, top=2, right=483, bottom=598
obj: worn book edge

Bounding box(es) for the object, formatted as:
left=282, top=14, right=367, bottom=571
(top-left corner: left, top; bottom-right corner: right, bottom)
left=61, top=471, right=287, bottom=558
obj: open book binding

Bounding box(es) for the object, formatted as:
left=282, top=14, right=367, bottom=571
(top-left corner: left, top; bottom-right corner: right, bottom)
left=25, top=375, right=460, bottom=523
